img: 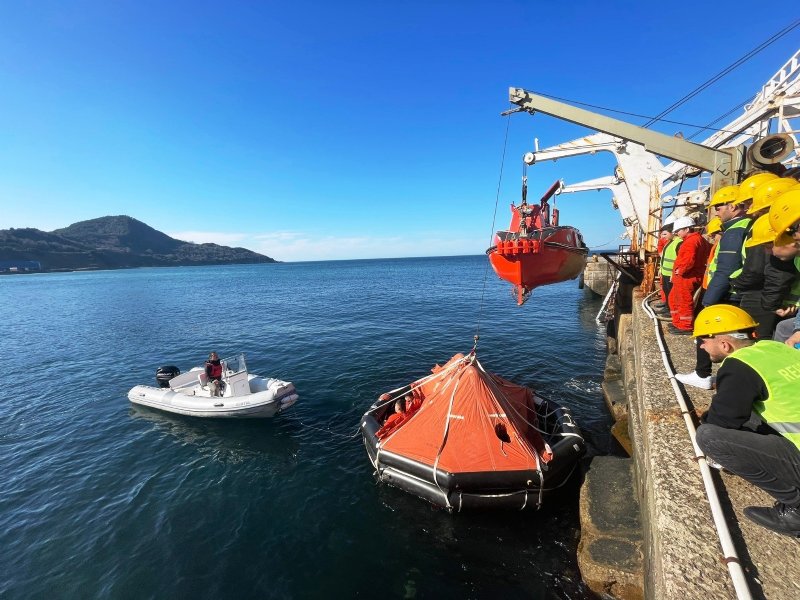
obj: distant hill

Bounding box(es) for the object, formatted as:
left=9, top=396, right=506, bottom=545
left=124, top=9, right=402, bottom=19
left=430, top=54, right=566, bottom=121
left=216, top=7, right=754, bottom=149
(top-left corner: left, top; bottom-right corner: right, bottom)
left=0, top=215, right=277, bottom=272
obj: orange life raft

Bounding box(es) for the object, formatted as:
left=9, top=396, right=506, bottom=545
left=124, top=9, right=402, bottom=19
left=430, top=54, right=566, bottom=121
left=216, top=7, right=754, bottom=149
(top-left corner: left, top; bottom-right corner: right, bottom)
left=361, top=353, right=585, bottom=511
left=487, top=180, right=588, bottom=305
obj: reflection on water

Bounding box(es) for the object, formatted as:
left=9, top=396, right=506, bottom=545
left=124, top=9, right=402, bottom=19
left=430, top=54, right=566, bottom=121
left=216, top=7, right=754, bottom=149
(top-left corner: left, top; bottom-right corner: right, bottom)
left=1, top=257, right=607, bottom=599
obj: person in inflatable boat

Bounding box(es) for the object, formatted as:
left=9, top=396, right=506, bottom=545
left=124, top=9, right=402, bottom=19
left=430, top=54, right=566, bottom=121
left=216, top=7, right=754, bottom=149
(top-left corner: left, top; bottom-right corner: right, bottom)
left=205, top=352, right=225, bottom=397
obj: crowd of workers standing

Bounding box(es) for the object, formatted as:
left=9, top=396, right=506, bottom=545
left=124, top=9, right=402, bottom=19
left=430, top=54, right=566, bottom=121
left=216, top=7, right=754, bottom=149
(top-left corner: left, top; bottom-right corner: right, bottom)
left=653, top=172, right=800, bottom=539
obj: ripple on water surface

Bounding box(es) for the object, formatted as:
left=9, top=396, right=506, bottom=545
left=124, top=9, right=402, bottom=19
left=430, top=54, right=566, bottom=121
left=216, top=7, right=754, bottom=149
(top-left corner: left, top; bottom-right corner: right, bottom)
left=0, top=257, right=608, bottom=598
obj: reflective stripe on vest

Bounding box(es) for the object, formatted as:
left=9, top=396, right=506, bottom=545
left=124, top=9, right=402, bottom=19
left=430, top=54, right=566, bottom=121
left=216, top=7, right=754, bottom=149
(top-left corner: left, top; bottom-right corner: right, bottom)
left=660, top=238, right=682, bottom=276
left=725, top=341, right=800, bottom=451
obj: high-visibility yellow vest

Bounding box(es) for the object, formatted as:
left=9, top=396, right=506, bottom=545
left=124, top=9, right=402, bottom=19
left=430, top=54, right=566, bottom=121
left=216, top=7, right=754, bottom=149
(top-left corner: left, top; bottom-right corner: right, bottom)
left=703, top=241, right=719, bottom=289
left=725, top=340, right=800, bottom=451
left=727, top=218, right=752, bottom=281
left=660, top=238, right=682, bottom=276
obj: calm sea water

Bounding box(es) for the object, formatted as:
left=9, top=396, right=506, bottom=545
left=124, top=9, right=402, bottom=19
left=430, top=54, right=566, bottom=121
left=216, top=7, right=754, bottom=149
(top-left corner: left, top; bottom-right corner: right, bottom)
left=1, top=256, right=611, bottom=599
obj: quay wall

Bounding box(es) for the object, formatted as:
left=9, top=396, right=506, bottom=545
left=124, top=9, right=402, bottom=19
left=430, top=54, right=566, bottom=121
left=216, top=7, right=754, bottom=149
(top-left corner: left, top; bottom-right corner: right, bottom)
left=619, top=296, right=735, bottom=599
left=606, top=291, right=800, bottom=599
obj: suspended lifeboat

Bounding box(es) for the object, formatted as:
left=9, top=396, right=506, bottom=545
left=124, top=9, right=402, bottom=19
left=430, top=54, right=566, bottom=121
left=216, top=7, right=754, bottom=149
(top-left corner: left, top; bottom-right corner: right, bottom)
left=360, top=353, right=585, bottom=511
left=487, top=180, right=588, bottom=305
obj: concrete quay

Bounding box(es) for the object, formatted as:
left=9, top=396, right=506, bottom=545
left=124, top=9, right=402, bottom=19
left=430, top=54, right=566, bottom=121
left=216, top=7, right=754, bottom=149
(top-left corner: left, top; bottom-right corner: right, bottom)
left=583, top=255, right=615, bottom=297
left=580, top=292, right=800, bottom=600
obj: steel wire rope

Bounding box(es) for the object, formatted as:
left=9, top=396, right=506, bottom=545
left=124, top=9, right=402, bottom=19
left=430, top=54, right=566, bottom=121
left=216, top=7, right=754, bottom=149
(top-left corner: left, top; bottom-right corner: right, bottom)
left=641, top=293, right=753, bottom=599
left=642, top=18, right=800, bottom=128
left=475, top=107, right=513, bottom=347
left=687, top=97, right=751, bottom=141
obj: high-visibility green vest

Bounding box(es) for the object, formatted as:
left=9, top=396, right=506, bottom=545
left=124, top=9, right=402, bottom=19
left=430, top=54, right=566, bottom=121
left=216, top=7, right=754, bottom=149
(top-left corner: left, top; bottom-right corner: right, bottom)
left=705, top=243, right=720, bottom=286
left=660, top=238, right=682, bottom=276
left=785, top=257, right=800, bottom=308
left=725, top=340, right=800, bottom=451
left=727, top=217, right=752, bottom=281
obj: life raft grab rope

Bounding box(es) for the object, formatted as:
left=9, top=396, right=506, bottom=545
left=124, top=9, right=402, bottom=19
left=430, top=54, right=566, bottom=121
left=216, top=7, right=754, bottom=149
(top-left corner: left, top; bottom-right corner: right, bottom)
left=372, top=354, right=475, bottom=480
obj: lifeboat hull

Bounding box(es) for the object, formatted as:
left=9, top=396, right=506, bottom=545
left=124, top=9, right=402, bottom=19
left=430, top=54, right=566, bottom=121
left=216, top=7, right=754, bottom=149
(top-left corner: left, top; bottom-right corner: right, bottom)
left=487, top=226, right=587, bottom=303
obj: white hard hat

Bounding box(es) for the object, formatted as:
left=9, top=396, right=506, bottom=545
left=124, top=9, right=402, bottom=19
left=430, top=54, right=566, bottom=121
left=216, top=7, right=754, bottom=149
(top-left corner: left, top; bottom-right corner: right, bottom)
left=671, top=216, right=695, bottom=231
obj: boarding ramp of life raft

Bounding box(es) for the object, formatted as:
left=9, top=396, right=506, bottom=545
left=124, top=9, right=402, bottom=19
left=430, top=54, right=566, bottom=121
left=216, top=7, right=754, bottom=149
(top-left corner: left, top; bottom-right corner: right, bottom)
left=615, top=294, right=800, bottom=599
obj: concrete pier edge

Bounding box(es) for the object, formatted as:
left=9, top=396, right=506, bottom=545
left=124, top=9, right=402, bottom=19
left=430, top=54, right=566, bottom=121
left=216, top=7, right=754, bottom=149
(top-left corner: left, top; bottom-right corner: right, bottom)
left=579, top=291, right=800, bottom=599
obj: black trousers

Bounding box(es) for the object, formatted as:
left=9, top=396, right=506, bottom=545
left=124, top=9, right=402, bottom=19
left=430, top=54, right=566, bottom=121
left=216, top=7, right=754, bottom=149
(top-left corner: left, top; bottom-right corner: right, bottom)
left=739, top=291, right=778, bottom=341
left=662, top=275, right=673, bottom=303
left=697, top=423, right=800, bottom=507
left=695, top=341, right=712, bottom=378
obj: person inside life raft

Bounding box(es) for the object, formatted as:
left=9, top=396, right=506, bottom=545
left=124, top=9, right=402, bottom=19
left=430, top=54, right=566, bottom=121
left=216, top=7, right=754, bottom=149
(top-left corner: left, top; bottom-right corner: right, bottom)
left=376, top=391, right=423, bottom=440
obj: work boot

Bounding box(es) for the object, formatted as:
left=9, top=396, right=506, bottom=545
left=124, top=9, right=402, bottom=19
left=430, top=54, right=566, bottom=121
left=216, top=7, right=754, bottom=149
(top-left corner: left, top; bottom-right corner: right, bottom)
left=655, top=312, right=673, bottom=322
left=667, top=324, right=693, bottom=336
left=675, top=371, right=715, bottom=390
left=743, top=502, right=800, bottom=537
left=651, top=300, right=666, bottom=309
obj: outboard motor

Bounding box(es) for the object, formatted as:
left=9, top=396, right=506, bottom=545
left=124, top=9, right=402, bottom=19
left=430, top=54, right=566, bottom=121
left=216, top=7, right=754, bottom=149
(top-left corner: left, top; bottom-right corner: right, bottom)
left=155, top=365, right=181, bottom=388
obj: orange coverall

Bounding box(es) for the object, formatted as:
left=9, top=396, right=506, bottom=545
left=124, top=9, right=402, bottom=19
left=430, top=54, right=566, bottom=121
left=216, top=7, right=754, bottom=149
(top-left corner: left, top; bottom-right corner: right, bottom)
left=668, top=232, right=711, bottom=330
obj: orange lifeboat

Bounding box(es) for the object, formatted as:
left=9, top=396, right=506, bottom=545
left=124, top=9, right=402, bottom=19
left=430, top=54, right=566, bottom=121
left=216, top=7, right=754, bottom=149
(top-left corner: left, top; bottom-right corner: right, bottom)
left=487, top=180, right=588, bottom=305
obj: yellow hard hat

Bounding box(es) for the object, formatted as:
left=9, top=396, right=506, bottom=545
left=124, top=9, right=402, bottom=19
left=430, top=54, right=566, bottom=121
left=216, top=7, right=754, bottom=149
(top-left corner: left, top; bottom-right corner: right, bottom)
left=709, top=185, right=739, bottom=207
left=744, top=214, right=777, bottom=247
left=705, top=216, right=723, bottom=236
left=768, top=188, right=800, bottom=236
left=693, top=305, right=758, bottom=338
left=749, top=178, right=799, bottom=214
left=734, top=172, right=778, bottom=205
left=773, top=231, right=796, bottom=248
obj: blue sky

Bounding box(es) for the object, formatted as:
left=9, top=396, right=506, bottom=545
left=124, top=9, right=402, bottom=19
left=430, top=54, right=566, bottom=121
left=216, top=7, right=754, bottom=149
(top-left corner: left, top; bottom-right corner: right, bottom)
left=1, top=2, right=797, bottom=261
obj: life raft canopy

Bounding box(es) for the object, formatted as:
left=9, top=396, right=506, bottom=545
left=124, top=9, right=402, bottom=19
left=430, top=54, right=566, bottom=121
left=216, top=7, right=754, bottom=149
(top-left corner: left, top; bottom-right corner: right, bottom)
left=361, top=352, right=585, bottom=511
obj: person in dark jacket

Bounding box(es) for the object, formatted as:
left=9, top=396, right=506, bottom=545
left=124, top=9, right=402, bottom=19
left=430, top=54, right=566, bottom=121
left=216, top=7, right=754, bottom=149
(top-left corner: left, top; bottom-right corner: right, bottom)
left=702, top=202, right=751, bottom=307
left=677, top=186, right=752, bottom=388
left=734, top=218, right=777, bottom=340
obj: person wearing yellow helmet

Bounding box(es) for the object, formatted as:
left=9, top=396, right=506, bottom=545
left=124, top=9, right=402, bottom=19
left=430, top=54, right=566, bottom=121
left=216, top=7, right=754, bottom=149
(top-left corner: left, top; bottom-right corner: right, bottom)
left=769, top=188, right=800, bottom=249
left=767, top=189, right=800, bottom=348
left=732, top=172, right=779, bottom=213
left=709, top=185, right=739, bottom=207
left=676, top=184, right=754, bottom=388
left=703, top=185, right=752, bottom=307
left=749, top=177, right=799, bottom=217
left=692, top=304, right=800, bottom=538
left=701, top=218, right=723, bottom=291
left=730, top=210, right=790, bottom=340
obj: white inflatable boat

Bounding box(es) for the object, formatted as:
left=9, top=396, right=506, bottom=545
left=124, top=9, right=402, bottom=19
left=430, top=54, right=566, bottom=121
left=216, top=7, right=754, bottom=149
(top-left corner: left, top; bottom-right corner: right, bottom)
left=128, top=353, right=298, bottom=418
